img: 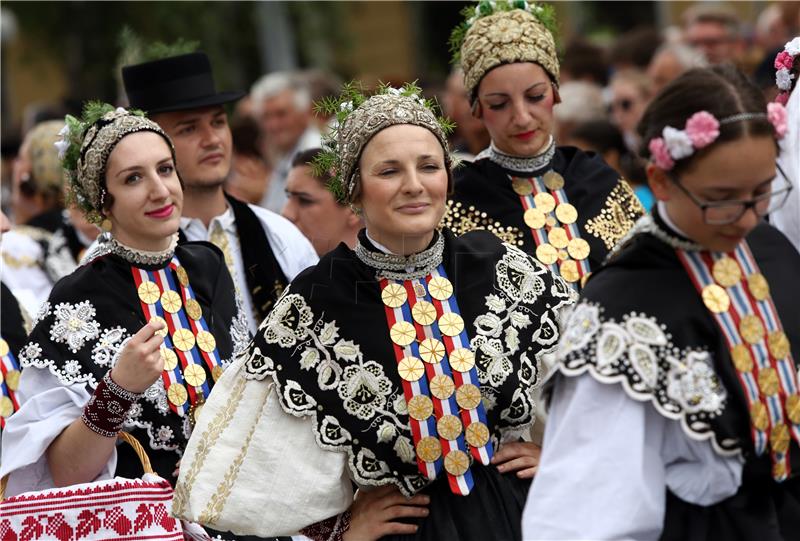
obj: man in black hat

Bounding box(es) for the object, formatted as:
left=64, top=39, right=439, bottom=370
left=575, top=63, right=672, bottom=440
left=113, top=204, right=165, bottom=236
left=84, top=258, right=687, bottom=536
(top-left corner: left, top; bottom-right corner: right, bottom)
left=122, top=52, right=318, bottom=334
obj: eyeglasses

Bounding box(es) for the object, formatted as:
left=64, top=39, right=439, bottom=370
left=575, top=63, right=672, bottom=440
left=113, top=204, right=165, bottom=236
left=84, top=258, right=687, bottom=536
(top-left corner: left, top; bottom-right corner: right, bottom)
left=672, top=164, right=794, bottom=225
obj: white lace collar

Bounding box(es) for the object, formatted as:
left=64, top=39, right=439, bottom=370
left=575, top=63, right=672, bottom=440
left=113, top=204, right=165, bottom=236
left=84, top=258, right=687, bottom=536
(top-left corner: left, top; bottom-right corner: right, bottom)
left=475, top=136, right=556, bottom=173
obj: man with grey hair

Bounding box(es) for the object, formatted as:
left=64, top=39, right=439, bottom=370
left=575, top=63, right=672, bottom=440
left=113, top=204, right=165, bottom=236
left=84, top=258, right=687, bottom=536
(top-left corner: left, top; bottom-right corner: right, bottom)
left=682, top=4, right=743, bottom=65
left=251, top=72, right=321, bottom=212
left=647, top=42, right=708, bottom=95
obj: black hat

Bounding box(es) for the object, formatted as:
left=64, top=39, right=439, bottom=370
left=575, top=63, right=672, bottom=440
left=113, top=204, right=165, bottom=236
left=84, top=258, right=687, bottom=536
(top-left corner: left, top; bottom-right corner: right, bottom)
left=122, top=52, right=245, bottom=114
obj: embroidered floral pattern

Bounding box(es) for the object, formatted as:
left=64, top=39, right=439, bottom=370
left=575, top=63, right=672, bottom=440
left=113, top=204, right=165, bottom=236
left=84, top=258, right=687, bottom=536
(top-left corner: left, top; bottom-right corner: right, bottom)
left=441, top=200, right=524, bottom=246
left=338, top=360, right=393, bottom=420
left=230, top=293, right=251, bottom=358
left=33, top=301, right=51, bottom=328
left=585, top=181, right=645, bottom=250
left=92, top=327, right=131, bottom=367
left=557, top=301, right=735, bottom=455
left=49, top=301, right=101, bottom=353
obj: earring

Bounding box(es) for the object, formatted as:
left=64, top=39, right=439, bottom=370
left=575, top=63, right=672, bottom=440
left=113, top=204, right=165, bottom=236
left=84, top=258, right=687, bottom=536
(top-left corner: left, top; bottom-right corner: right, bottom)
left=100, top=217, right=112, bottom=232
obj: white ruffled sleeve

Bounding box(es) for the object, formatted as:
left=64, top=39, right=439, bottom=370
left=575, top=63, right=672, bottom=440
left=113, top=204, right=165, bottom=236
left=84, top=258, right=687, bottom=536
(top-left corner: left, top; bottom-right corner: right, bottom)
left=521, top=374, right=742, bottom=540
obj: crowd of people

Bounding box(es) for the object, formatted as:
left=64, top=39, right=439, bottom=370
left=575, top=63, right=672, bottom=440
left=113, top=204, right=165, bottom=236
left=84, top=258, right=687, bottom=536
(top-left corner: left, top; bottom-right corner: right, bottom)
left=0, top=1, right=799, bottom=540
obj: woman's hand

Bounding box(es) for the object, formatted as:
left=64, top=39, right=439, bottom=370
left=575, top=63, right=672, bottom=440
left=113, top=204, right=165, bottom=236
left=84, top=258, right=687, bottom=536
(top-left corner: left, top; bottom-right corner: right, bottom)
left=343, top=485, right=430, bottom=541
left=110, top=319, right=165, bottom=393
left=491, top=441, right=542, bottom=479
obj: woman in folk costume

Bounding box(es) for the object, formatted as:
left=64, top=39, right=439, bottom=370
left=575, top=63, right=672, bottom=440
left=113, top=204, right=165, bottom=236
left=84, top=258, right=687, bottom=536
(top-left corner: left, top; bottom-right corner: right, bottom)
left=444, top=0, right=644, bottom=290
left=1, top=104, right=247, bottom=495
left=523, top=65, right=799, bottom=540
left=173, top=83, right=575, bottom=541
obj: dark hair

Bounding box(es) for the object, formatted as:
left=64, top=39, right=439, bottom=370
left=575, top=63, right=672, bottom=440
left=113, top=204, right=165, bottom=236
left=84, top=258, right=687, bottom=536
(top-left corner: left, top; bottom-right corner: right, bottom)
left=561, top=39, right=609, bottom=86
left=571, top=120, right=626, bottom=155
left=609, top=27, right=662, bottom=70
left=637, top=65, right=776, bottom=177
left=230, top=115, right=264, bottom=160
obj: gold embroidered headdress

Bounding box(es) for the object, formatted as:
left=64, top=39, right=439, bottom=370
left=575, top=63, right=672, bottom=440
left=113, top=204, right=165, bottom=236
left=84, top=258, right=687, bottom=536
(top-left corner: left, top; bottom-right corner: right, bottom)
left=56, top=102, right=175, bottom=224
left=312, top=82, right=455, bottom=203
left=451, top=0, right=560, bottom=95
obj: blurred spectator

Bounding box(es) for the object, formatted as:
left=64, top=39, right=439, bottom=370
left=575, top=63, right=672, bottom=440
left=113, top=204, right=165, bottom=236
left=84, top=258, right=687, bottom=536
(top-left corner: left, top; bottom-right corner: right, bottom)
left=752, top=4, right=797, bottom=95
left=553, top=81, right=606, bottom=144
left=609, top=27, right=663, bottom=72
left=560, top=39, right=609, bottom=86
left=442, top=66, right=490, bottom=159
left=608, top=69, right=653, bottom=154
left=226, top=115, right=272, bottom=205
left=10, top=121, right=65, bottom=228
left=682, top=4, right=743, bottom=65
left=251, top=71, right=321, bottom=212
left=282, top=148, right=361, bottom=256
left=298, top=68, right=343, bottom=133
left=647, top=42, right=707, bottom=96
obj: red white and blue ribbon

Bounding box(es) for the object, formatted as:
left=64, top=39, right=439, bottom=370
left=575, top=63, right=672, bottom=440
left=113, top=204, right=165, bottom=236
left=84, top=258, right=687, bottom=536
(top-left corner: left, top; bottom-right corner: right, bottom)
left=0, top=340, right=20, bottom=429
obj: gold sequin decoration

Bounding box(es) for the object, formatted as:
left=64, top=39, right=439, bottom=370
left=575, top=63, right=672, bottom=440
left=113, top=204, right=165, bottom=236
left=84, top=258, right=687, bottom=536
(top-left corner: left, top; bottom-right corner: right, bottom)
left=429, top=374, right=456, bottom=400
left=428, top=277, right=453, bottom=301
left=456, top=383, right=482, bottom=410
left=416, top=436, right=442, bottom=463
left=196, top=330, right=217, bottom=353
left=183, top=363, right=207, bottom=387
left=730, top=344, right=753, bottom=372
left=747, top=273, right=770, bottom=301
left=524, top=208, right=546, bottom=229
left=160, top=290, right=183, bottom=314
left=397, top=356, right=425, bottom=382
left=534, top=192, right=556, bottom=213
left=419, top=338, right=445, bottom=364
left=150, top=316, right=168, bottom=337
left=161, top=347, right=179, bottom=371
left=548, top=227, right=569, bottom=249
left=701, top=284, right=730, bottom=314
left=212, top=365, right=225, bottom=381
left=712, top=257, right=741, bottom=287
left=0, top=396, right=13, bottom=417
left=408, top=395, right=434, bottom=420
left=138, top=280, right=161, bottom=305
left=584, top=181, right=645, bottom=249
left=449, top=348, right=476, bottom=372
left=5, top=370, right=20, bottom=391
left=185, top=298, right=203, bottom=321
left=560, top=260, right=580, bottom=283
left=412, top=301, right=438, bottom=326
left=441, top=201, right=523, bottom=247
left=0, top=338, right=8, bottom=357
left=543, top=171, right=565, bottom=191
left=786, top=394, right=800, bottom=424
left=172, top=328, right=196, bottom=352
left=512, top=178, right=533, bottom=195
left=438, top=312, right=465, bottom=337
left=555, top=203, right=578, bottom=225
left=175, top=266, right=190, bottom=287
left=758, top=367, right=779, bottom=396
left=739, top=315, right=764, bottom=344
left=390, top=321, right=417, bottom=347
left=750, top=402, right=769, bottom=431
left=437, top=415, right=463, bottom=441
left=536, top=243, right=558, bottom=265
left=382, top=283, right=408, bottom=308
left=465, top=421, right=490, bottom=448
left=444, top=449, right=470, bottom=476
left=767, top=331, right=790, bottom=360
left=567, top=238, right=591, bottom=261
left=770, top=424, right=791, bottom=454
left=167, top=383, right=188, bottom=406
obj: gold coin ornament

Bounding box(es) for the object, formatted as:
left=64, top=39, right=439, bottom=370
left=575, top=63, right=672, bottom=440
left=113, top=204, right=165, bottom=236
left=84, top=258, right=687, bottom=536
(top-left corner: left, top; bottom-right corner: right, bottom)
left=191, top=402, right=205, bottom=425
left=212, top=365, right=225, bottom=382
left=523, top=208, right=546, bottom=230
left=559, top=260, right=580, bottom=283
left=444, top=449, right=470, bottom=476
left=767, top=331, right=790, bottom=360
left=185, top=298, right=203, bottom=321
left=770, top=423, right=791, bottom=454
left=712, top=257, right=742, bottom=288
left=438, top=313, right=464, bottom=337
left=175, top=266, right=190, bottom=287
left=183, top=363, right=207, bottom=387
left=785, top=394, right=800, bottom=425
left=730, top=344, right=753, bottom=372
left=138, top=280, right=161, bottom=305
left=554, top=203, right=578, bottom=225
left=0, top=338, right=8, bottom=358
left=196, top=330, right=217, bottom=353
left=747, top=273, right=770, bottom=301
left=428, top=277, right=453, bottom=301
left=533, top=192, right=556, bottom=214
left=456, top=383, right=482, bottom=410
left=512, top=178, right=533, bottom=196
left=429, top=374, right=456, bottom=400
left=567, top=238, right=591, bottom=261
left=701, top=284, right=730, bottom=314
left=739, top=315, right=765, bottom=345
left=465, top=421, right=490, bottom=448
left=412, top=301, right=438, bottom=326
left=557, top=250, right=568, bottom=261
left=419, top=338, right=445, bottom=364
left=535, top=243, right=558, bottom=266
left=167, top=383, right=188, bottom=407
left=548, top=227, right=569, bottom=249
left=160, top=290, right=183, bottom=314
left=545, top=216, right=557, bottom=228
left=160, top=347, right=179, bottom=371
left=382, top=283, right=408, bottom=308
left=0, top=396, right=13, bottom=418
left=758, top=367, right=779, bottom=396
left=543, top=171, right=565, bottom=191
left=5, top=370, right=20, bottom=391
left=437, top=415, right=463, bottom=441
left=390, top=322, right=417, bottom=347
left=416, top=436, right=442, bottom=463
left=449, top=348, right=476, bottom=373
left=773, top=461, right=787, bottom=479
left=407, top=395, right=434, bottom=420
left=172, top=328, right=196, bottom=352
left=750, top=402, right=769, bottom=431
left=398, top=356, right=425, bottom=382
left=150, top=316, right=168, bottom=337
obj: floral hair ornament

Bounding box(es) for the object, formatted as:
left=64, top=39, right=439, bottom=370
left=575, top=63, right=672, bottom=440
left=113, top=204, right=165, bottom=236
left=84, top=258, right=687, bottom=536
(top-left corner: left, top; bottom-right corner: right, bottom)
left=311, top=82, right=455, bottom=204
left=648, top=106, right=788, bottom=171
left=55, top=102, right=175, bottom=224
left=774, top=37, right=800, bottom=105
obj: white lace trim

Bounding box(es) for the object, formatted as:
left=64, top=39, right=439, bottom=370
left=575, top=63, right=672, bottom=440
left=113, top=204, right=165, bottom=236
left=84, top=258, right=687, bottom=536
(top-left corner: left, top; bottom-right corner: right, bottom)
left=475, top=137, right=556, bottom=173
